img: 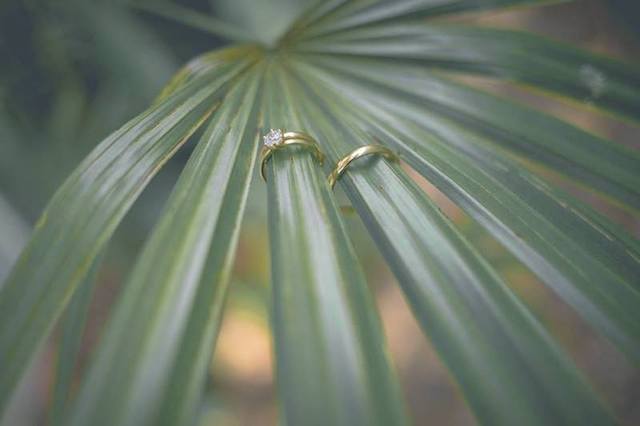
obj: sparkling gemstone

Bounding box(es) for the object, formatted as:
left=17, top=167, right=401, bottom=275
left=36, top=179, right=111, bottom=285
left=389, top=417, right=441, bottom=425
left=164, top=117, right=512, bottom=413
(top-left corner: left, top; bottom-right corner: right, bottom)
left=263, top=129, right=283, bottom=147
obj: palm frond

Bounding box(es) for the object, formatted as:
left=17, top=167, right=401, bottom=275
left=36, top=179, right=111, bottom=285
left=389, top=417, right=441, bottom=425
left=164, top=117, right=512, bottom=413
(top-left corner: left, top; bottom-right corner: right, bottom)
left=49, top=253, right=102, bottom=426
left=291, top=0, right=570, bottom=38
left=264, top=63, right=408, bottom=426
left=304, top=56, right=640, bottom=209
left=291, top=57, right=640, bottom=360
left=1, top=0, right=638, bottom=424
left=0, top=53, right=252, bottom=412
left=65, top=64, right=263, bottom=426
left=278, top=61, right=614, bottom=424
left=295, top=24, right=640, bottom=122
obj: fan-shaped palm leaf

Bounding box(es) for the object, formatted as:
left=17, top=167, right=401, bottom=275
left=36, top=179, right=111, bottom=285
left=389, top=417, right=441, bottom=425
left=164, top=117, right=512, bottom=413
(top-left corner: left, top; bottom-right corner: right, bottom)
left=1, top=0, right=638, bottom=425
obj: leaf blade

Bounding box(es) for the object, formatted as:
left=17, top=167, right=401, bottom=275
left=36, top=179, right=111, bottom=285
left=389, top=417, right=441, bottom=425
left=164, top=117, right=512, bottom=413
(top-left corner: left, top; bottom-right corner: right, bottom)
left=297, top=0, right=571, bottom=39
left=264, top=63, right=408, bottom=426
left=282, top=59, right=615, bottom=424
left=295, top=24, right=640, bottom=122
left=291, top=57, right=640, bottom=362
left=0, top=55, right=251, bottom=416
left=304, top=55, right=640, bottom=210
left=49, top=253, right=103, bottom=426
left=66, top=64, right=263, bottom=426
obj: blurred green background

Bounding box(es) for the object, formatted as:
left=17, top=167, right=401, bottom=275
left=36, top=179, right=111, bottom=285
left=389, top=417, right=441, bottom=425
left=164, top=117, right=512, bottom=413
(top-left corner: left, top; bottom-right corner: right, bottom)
left=1, top=1, right=639, bottom=425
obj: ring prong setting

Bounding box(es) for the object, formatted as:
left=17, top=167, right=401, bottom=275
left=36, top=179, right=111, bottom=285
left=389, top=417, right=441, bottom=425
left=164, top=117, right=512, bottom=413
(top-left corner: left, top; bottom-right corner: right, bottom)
left=263, top=129, right=284, bottom=147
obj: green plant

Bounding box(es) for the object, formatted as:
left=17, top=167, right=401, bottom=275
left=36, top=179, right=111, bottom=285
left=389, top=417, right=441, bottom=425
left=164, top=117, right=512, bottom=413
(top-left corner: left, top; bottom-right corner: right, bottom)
left=1, top=0, right=639, bottom=425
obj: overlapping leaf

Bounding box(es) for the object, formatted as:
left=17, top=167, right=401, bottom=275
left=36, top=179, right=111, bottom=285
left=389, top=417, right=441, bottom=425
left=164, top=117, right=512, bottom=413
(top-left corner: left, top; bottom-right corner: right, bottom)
left=304, top=56, right=640, bottom=209
left=295, top=0, right=570, bottom=38
left=263, top=62, right=408, bottom=426
left=279, top=60, right=614, bottom=425
left=296, top=24, right=640, bottom=122
left=0, top=49, right=253, bottom=416
left=49, top=254, right=103, bottom=426
left=66, top=64, right=263, bottom=426
left=292, top=58, right=640, bottom=362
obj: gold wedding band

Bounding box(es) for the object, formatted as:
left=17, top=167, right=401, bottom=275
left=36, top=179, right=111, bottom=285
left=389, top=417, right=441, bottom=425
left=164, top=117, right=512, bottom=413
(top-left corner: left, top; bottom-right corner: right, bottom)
left=328, top=144, right=398, bottom=189
left=260, top=129, right=325, bottom=181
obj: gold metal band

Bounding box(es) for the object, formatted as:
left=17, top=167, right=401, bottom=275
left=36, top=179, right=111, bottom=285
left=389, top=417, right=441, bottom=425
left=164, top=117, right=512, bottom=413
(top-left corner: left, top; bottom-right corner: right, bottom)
left=283, top=131, right=315, bottom=143
left=328, top=144, right=398, bottom=189
left=260, top=131, right=325, bottom=181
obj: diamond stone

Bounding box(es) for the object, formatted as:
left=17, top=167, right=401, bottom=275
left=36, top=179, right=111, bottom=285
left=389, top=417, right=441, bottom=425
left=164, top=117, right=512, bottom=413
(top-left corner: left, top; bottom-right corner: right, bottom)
left=263, top=129, right=283, bottom=147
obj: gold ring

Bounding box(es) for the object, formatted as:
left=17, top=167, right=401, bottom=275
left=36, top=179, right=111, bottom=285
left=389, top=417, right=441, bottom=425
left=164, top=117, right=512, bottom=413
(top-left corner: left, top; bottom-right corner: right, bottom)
left=260, top=129, right=325, bottom=181
left=328, top=144, right=398, bottom=189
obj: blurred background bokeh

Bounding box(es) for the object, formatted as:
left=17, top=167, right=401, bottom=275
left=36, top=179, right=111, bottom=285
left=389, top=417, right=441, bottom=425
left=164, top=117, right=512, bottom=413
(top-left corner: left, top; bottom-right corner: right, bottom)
left=1, top=1, right=639, bottom=425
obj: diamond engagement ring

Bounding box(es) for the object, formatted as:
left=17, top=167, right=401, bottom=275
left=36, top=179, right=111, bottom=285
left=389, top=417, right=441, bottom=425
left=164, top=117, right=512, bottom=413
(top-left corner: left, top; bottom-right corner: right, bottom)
left=260, top=129, right=325, bottom=181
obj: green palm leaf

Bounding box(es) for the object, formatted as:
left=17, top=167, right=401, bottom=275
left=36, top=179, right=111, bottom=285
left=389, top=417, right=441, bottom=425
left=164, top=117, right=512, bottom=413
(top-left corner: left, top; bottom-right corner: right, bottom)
left=49, top=253, right=102, bottom=426
left=1, top=0, right=638, bottom=424
left=264, top=63, right=408, bottom=426
left=291, top=57, right=640, bottom=360
left=296, top=24, right=640, bottom=121
left=277, top=62, right=614, bottom=424
left=66, top=62, right=263, bottom=426
left=292, top=0, right=569, bottom=37
left=306, top=56, right=640, bottom=209
left=0, top=50, right=251, bottom=414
